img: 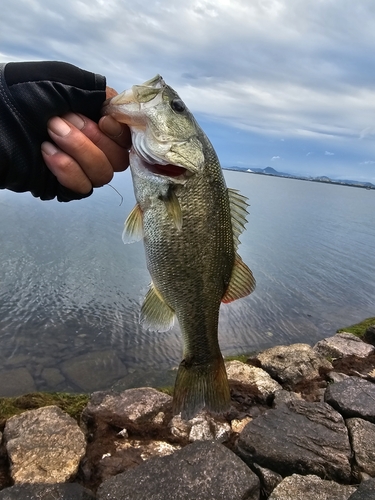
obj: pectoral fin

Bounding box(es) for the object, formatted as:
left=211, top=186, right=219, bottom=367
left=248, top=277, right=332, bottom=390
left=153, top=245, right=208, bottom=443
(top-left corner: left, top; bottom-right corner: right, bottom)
left=140, top=282, right=175, bottom=331
left=160, top=187, right=183, bottom=231
left=222, top=255, right=256, bottom=303
left=122, top=204, right=144, bottom=244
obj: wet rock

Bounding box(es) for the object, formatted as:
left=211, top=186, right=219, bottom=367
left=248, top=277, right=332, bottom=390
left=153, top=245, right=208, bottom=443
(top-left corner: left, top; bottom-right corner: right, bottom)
left=237, top=400, right=352, bottom=482
left=252, top=463, right=282, bottom=498
left=348, top=478, right=375, bottom=499
left=324, top=377, right=375, bottom=423
left=268, top=474, right=357, bottom=500
left=169, top=412, right=231, bottom=443
left=97, top=441, right=260, bottom=500
left=225, top=360, right=282, bottom=400
left=256, top=343, right=332, bottom=388
left=363, top=325, right=375, bottom=346
left=346, top=418, right=375, bottom=478
left=314, top=332, right=375, bottom=359
left=82, top=388, right=172, bottom=433
left=0, top=483, right=95, bottom=499
left=4, top=406, right=86, bottom=483
left=0, top=368, right=36, bottom=397
left=61, top=350, right=127, bottom=392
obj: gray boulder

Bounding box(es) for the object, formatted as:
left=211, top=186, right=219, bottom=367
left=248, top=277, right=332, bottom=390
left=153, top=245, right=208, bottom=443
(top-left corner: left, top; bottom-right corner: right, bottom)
left=97, top=441, right=260, bottom=500
left=324, top=377, right=375, bottom=423
left=268, top=474, right=356, bottom=500
left=314, top=332, right=375, bottom=359
left=256, top=343, right=332, bottom=388
left=4, top=406, right=86, bottom=484
left=237, top=400, right=352, bottom=482
left=0, top=483, right=95, bottom=499
left=348, top=478, right=375, bottom=499
left=82, top=388, right=172, bottom=432
left=225, top=360, right=282, bottom=400
left=346, top=418, right=375, bottom=478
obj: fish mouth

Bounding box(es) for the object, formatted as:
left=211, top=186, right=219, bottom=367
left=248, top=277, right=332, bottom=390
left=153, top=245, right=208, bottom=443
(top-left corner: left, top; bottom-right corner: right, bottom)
left=146, top=163, right=187, bottom=177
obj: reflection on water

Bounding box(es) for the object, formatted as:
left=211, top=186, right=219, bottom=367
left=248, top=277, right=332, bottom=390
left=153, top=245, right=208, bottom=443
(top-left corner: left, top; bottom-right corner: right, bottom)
left=0, top=170, right=374, bottom=395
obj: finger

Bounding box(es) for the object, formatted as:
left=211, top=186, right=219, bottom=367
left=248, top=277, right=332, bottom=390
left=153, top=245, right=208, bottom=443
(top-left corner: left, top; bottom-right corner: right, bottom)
left=41, top=141, right=92, bottom=194
left=106, top=86, right=118, bottom=99
left=99, top=115, right=132, bottom=149
left=46, top=116, right=114, bottom=187
left=64, top=113, right=131, bottom=172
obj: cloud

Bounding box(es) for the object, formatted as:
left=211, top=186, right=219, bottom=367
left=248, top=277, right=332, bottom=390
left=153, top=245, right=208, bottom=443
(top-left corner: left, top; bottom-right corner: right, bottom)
left=360, top=160, right=375, bottom=165
left=306, top=152, right=312, bottom=156
left=271, top=156, right=281, bottom=160
left=325, top=151, right=335, bottom=156
left=1, top=0, right=375, bottom=181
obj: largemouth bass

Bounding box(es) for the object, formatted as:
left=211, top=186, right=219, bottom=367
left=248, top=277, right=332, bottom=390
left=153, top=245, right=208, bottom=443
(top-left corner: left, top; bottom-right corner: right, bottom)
left=104, top=76, right=255, bottom=419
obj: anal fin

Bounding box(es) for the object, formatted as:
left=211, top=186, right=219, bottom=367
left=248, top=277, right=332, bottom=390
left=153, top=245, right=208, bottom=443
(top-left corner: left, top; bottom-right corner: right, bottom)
left=222, top=255, right=256, bottom=303
left=140, top=282, right=175, bottom=331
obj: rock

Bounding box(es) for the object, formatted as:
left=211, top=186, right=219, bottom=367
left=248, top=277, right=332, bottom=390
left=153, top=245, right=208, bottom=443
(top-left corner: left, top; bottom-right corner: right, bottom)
left=4, top=406, right=86, bottom=483
left=82, top=388, right=172, bottom=432
left=268, top=474, right=357, bottom=500
left=225, top=360, right=282, bottom=400
left=237, top=400, right=352, bottom=483
left=97, top=441, right=260, bottom=500
left=169, top=413, right=231, bottom=442
left=61, top=350, right=127, bottom=392
left=346, top=418, right=375, bottom=478
left=348, top=478, right=375, bottom=499
left=363, top=325, right=375, bottom=346
left=231, top=416, right=252, bottom=433
left=41, top=367, right=65, bottom=387
left=0, top=368, right=36, bottom=397
left=0, top=483, right=95, bottom=499
left=272, top=389, right=303, bottom=408
left=252, top=463, right=282, bottom=498
left=314, top=332, right=375, bottom=359
left=324, top=377, right=375, bottom=423
left=256, top=343, right=332, bottom=388
left=328, top=372, right=350, bottom=383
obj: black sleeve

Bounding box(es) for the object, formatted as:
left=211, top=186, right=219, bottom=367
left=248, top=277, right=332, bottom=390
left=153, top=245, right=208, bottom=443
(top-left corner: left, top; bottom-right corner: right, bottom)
left=0, top=61, right=107, bottom=202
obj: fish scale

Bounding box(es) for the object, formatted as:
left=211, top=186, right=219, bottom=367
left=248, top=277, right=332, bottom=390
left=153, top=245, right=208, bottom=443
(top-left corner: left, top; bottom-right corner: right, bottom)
left=104, top=75, right=255, bottom=419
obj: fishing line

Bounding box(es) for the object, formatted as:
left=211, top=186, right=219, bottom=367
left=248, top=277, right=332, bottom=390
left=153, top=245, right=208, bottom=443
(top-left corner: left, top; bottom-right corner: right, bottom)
left=107, top=184, right=124, bottom=206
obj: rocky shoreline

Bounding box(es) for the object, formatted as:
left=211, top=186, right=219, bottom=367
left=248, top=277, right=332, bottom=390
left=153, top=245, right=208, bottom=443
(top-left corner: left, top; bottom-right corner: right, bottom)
left=0, top=329, right=374, bottom=499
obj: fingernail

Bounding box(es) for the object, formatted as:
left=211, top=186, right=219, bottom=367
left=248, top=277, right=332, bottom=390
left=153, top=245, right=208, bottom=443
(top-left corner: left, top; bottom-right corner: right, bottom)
left=64, top=112, right=85, bottom=130
left=48, top=117, right=71, bottom=137
left=41, top=141, right=59, bottom=155
left=100, top=115, right=123, bottom=138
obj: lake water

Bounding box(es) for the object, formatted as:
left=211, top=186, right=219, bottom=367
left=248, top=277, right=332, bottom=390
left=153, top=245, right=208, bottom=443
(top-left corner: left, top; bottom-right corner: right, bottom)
left=0, top=170, right=374, bottom=396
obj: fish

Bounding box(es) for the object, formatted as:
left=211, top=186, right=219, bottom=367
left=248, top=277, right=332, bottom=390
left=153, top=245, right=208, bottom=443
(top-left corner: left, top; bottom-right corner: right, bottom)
left=103, top=75, right=256, bottom=419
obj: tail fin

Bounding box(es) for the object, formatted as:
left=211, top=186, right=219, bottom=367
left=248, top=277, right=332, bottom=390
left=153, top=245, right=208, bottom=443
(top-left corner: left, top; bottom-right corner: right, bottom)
left=172, top=356, right=231, bottom=420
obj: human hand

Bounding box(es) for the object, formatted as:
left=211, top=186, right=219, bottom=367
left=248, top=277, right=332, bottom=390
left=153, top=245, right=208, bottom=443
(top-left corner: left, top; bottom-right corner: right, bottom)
left=41, top=88, right=131, bottom=195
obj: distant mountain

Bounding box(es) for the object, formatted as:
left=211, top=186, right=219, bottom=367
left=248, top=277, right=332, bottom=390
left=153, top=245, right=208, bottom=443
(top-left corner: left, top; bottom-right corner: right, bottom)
left=224, top=166, right=375, bottom=190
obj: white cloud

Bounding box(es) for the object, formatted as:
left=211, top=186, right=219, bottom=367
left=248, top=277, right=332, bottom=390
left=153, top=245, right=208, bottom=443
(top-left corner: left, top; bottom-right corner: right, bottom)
left=271, top=156, right=281, bottom=160
left=360, top=160, right=375, bottom=165
left=325, top=151, right=335, bottom=156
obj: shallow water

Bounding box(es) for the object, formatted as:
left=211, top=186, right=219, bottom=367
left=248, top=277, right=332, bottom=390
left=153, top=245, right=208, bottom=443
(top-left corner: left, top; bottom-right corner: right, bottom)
left=0, top=170, right=374, bottom=395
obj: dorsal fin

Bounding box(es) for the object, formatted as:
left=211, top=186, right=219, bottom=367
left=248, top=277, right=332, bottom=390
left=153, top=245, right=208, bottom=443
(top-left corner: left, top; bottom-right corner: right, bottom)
left=122, top=204, right=144, bottom=244
left=222, top=254, right=256, bottom=303
left=228, top=188, right=249, bottom=251
left=140, top=282, right=175, bottom=331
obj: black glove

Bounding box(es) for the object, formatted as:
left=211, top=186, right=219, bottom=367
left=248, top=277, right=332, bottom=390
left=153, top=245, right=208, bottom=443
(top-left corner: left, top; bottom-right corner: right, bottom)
left=0, top=61, right=106, bottom=201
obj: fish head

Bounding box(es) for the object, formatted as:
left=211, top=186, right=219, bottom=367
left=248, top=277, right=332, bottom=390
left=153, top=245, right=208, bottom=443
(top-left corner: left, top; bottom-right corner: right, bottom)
left=103, top=75, right=205, bottom=182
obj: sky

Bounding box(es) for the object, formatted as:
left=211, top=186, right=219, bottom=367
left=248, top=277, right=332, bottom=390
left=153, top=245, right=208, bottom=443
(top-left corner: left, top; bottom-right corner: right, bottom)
left=1, top=0, right=375, bottom=182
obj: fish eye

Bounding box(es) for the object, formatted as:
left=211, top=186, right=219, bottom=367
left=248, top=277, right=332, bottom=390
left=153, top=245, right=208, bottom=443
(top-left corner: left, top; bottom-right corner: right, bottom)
left=170, top=99, right=185, bottom=113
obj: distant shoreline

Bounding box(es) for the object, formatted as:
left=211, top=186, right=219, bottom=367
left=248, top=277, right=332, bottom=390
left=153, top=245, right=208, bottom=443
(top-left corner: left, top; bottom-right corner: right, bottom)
left=223, top=167, right=375, bottom=190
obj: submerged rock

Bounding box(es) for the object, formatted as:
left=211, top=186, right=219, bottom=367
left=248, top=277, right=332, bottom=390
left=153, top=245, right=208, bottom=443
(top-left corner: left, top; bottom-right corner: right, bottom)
left=97, top=441, right=260, bottom=500
left=4, top=406, right=86, bottom=484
